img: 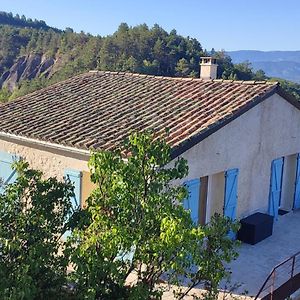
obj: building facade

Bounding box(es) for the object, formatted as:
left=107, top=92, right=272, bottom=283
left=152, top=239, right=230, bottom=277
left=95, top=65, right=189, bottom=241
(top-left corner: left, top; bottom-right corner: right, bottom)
left=0, top=70, right=299, bottom=224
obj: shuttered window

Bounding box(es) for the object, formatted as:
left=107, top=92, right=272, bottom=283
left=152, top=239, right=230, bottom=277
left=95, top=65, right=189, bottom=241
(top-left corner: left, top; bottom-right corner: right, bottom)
left=294, top=154, right=300, bottom=209
left=0, top=151, right=19, bottom=193
left=224, top=168, right=239, bottom=221
left=268, top=158, right=284, bottom=220
left=183, top=178, right=201, bottom=225
left=63, top=169, right=82, bottom=239
left=64, top=169, right=82, bottom=210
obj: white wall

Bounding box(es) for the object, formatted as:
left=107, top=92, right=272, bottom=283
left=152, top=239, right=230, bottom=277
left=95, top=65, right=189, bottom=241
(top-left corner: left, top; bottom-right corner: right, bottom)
left=177, top=93, right=300, bottom=218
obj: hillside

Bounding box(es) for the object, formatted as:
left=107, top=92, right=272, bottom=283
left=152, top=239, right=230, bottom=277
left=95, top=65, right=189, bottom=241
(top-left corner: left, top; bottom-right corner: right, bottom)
left=228, top=50, right=300, bottom=83
left=0, top=11, right=60, bottom=31
left=0, top=11, right=299, bottom=102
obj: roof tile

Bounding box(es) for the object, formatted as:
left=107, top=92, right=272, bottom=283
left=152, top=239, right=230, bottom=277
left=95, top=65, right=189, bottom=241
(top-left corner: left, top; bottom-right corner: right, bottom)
left=0, top=71, right=278, bottom=152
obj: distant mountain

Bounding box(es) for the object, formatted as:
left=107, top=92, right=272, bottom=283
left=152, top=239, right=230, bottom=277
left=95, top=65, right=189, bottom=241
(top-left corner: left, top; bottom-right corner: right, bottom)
left=228, top=50, right=300, bottom=83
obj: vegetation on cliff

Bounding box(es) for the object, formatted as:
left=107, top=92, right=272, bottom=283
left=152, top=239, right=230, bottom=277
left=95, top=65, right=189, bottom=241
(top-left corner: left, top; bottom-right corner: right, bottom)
left=0, top=11, right=299, bottom=102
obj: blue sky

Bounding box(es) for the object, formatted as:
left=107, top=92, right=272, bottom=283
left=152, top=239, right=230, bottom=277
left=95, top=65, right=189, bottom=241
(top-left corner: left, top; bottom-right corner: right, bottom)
left=1, top=0, right=300, bottom=51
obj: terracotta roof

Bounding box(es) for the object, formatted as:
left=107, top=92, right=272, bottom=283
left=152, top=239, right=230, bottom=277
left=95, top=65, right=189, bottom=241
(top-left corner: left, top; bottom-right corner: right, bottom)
left=0, top=71, right=281, bottom=156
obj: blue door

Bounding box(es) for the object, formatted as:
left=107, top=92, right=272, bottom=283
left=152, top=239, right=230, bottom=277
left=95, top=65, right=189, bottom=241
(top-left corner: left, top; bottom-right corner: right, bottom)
left=268, top=158, right=284, bottom=219
left=183, top=178, right=200, bottom=225
left=0, top=151, right=19, bottom=193
left=294, top=154, right=300, bottom=209
left=224, top=168, right=239, bottom=221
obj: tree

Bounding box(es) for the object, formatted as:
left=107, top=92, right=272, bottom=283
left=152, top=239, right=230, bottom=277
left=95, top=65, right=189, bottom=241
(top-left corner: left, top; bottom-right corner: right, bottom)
left=0, top=87, right=11, bottom=102
left=233, top=61, right=254, bottom=81
left=175, top=58, right=191, bottom=77
left=254, top=69, right=266, bottom=81
left=69, top=132, right=239, bottom=299
left=0, top=160, right=74, bottom=299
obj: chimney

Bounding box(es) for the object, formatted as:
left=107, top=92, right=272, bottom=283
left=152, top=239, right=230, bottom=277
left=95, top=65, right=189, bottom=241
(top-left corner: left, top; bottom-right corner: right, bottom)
left=200, top=57, right=218, bottom=80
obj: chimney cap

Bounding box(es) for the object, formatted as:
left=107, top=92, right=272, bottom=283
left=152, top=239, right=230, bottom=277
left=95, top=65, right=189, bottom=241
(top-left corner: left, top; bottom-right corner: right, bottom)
left=200, top=56, right=218, bottom=65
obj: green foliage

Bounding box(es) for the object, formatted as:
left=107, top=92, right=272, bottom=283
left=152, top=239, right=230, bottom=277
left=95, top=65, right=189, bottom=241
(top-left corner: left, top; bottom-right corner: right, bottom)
left=96, top=23, right=203, bottom=77
left=10, top=77, right=48, bottom=99
left=1, top=12, right=298, bottom=101
left=0, top=11, right=58, bottom=31
left=0, top=86, right=11, bottom=102
left=69, top=132, right=239, bottom=299
left=0, top=160, right=74, bottom=299
left=215, top=50, right=262, bottom=81
left=269, top=77, right=300, bottom=101
left=0, top=19, right=205, bottom=99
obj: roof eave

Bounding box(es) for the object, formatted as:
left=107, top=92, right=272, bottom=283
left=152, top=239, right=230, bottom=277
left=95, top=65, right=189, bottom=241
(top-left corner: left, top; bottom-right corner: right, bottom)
left=0, top=131, right=90, bottom=158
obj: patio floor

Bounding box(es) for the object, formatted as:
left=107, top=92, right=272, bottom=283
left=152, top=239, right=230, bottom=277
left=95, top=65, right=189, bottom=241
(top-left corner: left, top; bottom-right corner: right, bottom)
left=227, top=209, right=300, bottom=297
left=161, top=210, right=300, bottom=299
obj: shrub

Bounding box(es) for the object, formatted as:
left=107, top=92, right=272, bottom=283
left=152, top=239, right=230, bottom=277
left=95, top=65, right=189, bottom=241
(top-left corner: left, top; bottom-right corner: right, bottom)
left=69, top=132, right=239, bottom=299
left=0, top=161, right=74, bottom=299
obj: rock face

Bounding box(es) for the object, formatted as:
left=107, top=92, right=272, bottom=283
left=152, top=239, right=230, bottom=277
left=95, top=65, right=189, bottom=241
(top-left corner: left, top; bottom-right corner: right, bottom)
left=0, top=54, right=55, bottom=91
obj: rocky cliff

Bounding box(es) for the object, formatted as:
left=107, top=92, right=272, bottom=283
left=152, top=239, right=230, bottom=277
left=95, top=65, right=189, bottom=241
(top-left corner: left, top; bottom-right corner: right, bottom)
left=0, top=54, right=55, bottom=91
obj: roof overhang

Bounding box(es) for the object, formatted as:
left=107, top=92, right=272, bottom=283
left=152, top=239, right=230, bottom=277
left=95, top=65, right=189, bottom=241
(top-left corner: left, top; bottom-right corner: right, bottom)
left=170, top=86, right=300, bottom=159
left=0, top=131, right=90, bottom=160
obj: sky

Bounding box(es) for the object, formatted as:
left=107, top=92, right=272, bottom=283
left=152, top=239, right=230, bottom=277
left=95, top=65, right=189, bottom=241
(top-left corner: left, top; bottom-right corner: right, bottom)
left=1, top=0, right=300, bottom=51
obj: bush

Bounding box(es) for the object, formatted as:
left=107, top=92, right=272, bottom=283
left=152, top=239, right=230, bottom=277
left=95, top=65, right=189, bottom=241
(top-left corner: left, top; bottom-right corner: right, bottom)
left=0, top=161, right=74, bottom=299
left=69, top=132, right=239, bottom=299
left=0, top=133, right=239, bottom=299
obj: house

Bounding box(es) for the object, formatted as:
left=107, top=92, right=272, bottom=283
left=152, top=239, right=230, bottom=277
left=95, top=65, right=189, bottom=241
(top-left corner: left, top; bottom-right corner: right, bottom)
left=0, top=57, right=300, bottom=224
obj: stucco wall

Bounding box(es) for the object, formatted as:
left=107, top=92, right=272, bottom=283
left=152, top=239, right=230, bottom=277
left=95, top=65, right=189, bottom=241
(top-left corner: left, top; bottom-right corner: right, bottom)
left=206, top=171, right=225, bottom=221
left=0, top=138, right=89, bottom=180
left=1, top=93, right=299, bottom=219
left=177, top=93, right=300, bottom=218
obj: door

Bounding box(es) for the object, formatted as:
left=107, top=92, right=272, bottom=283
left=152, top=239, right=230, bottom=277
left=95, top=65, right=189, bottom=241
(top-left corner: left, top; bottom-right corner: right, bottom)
left=183, top=178, right=201, bottom=225
left=294, top=154, right=300, bottom=209
left=224, top=168, right=239, bottom=221
left=0, top=151, right=19, bottom=193
left=268, top=158, right=284, bottom=219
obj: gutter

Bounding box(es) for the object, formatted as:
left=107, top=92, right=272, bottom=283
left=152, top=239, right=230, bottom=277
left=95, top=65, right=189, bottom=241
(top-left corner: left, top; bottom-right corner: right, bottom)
left=0, top=131, right=90, bottom=157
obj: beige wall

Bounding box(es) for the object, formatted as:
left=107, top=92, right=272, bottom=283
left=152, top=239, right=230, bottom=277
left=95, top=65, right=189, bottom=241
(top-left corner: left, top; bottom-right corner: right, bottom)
left=0, top=138, right=90, bottom=180
left=1, top=93, right=300, bottom=220
left=0, top=138, right=98, bottom=208
left=176, top=93, right=300, bottom=219
left=81, top=170, right=97, bottom=207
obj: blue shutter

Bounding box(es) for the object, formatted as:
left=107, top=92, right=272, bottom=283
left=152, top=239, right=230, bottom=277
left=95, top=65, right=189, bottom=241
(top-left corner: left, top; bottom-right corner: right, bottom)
left=268, top=158, right=284, bottom=220
left=294, top=154, right=300, bottom=209
left=224, top=168, right=239, bottom=220
left=183, top=178, right=200, bottom=225
left=64, top=169, right=82, bottom=209
left=0, top=151, right=19, bottom=193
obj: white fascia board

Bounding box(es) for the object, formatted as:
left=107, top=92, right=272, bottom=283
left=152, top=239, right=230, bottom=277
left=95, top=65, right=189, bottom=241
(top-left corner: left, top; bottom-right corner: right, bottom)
left=0, top=131, right=90, bottom=157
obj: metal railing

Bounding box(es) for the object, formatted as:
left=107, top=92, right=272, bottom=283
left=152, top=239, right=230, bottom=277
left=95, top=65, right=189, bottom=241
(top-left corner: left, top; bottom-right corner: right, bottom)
left=255, top=251, right=300, bottom=300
